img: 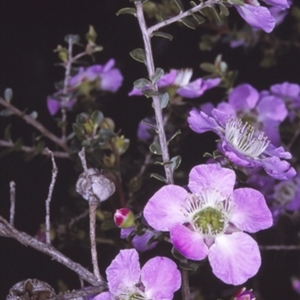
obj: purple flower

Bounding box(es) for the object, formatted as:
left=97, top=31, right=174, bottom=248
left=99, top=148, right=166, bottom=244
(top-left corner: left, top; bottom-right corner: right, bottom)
left=47, top=94, right=76, bottom=116
left=93, top=249, right=181, bottom=300
left=217, top=83, right=287, bottom=146
left=69, top=59, right=123, bottom=93
left=188, top=108, right=296, bottom=180
left=121, top=227, right=158, bottom=252
left=234, top=0, right=290, bottom=33
left=129, top=69, right=220, bottom=99
left=270, top=81, right=300, bottom=120
left=144, top=164, right=273, bottom=285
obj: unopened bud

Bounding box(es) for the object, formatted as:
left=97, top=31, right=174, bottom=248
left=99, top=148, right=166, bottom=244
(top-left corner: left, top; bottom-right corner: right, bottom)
left=114, top=208, right=135, bottom=228
left=232, top=287, right=255, bottom=300
left=76, top=168, right=115, bottom=203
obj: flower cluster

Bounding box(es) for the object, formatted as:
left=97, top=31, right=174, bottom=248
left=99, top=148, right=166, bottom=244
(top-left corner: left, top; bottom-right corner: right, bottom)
left=144, top=164, right=273, bottom=285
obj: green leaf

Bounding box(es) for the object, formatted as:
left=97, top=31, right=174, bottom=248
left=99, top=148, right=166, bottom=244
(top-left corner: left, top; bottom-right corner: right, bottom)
left=133, top=78, right=151, bottom=89
left=35, top=141, right=45, bottom=154
left=150, top=173, right=167, bottom=183
left=152, top=31, right=173, bottom=41
left=144, top=90, right=161, bottom=98
left=149, top=141, right=162, bottom=155
left=219, top=4, right=229, bottom=16
left=4, top=124, right=11, bottom=141
left=4, top=88, right=13, bottom=102
left=0, top=109, right=13, bottom=117
left=200, top=62, right=215, bottom=73
left=169, top=155, right=181, bottom=171
left=91, top=110, right=104, bottom=127
left=167, top=129, right=181, bottom=145
left=116, top=7, right=137, bottom=16
left=158, top=92, right=169, bottom=109
left=129, top=48, right=146, bottom=63
left=72, top=123, right=85, bottom=140
left=151, top=68, right=164, bottom=84
left=173, top=0, right=183, bottom=11
left=76, top=113, right=89, bottom=124
left=180, top=16, right=198, bottom=29
left=64, top=34, right=80, bottom=44
left=191, top=13, right=206, bottom=25
left=209, top=6, right=221, bottom=24
left=29, top=111, right=38, bottom=119
left=85, top=25, right=98, bottom=44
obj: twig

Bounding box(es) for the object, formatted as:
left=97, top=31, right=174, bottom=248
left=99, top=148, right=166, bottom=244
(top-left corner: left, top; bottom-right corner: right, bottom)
left=181, top=267, right=190, bottom=300
left=9, top=181, right=16, bottom=226
left=147, top=0, right=215, bottom=36
left=0, top=97, right=70, bottom=154
left=260, top=245, right=300, bottom=251
left=49, top=285, right=106, bottom=300
left=0, top=140, right=70, bottom=158
left=78, top=147, right=102, bottom=282
left=45, top=148, right=58, bottom=244
left=134, top=1, right=174, bottom=185
left=0, top=215, right=102, bottom=286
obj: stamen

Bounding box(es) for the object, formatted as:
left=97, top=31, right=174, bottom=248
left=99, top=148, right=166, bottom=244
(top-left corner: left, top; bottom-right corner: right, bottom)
left=225, top=119, right=270, bottom=158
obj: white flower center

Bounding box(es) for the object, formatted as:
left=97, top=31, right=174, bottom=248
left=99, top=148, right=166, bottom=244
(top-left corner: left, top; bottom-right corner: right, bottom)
left=225, top=119, right=269, bottom=158
left=174, top=69, right=193, bottom=87
left=183, top=189, right=232, bottom=237
left=115, top=284, right=148, bottom=300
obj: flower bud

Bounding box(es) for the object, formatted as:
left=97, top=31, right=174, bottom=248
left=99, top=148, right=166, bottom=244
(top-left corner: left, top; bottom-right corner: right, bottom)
left=114, top=208, right=135, bottom=228
left=76, top=168, right=115, bottom=203
left=232, top=287, right=255, bottom=300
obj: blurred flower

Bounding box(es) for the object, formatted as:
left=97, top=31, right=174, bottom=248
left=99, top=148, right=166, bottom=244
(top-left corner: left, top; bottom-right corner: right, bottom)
left=216, top=83, right=287, bottom=146
left=114, top=208, right=135, bottom=228
left=129, top=68, right=220, bottom=99
left=233, top=0, right=290, bottom=33
left=47, top=94, right=76, bottom=116
left=121, top=226, right=158, bottom=252
left=270, top=81, right=300, bottom=120
left=144, top=164, right=273, bottom=285
left=93, top=249, right=181, bottom=300
left=69, top=59, right=123, bottom=94
left=188, top=108, right=296, bottom=180
left=291, top=276, right=300, bottom=294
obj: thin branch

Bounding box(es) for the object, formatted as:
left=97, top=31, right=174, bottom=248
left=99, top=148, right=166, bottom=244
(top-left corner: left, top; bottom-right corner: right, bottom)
left=49, top=285, right=106, bottom=300
left=0, top=216, right=102, bottom=286
left=148, top=0, right=215, bottom=36
left=0, top=97, right=70, bottom=154
left=78, top=147, right=102, bottom=282
left=134, top=0, right=174, bottom=184
left=260, top=245, right=300, bottom=251
left=45, top=148, right=58, bottom=244
left=9, top=181, right=16, bottom=226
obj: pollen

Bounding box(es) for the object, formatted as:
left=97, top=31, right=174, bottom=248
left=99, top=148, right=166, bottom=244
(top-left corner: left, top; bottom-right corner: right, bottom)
left=225, top=118, right=270, bottom=158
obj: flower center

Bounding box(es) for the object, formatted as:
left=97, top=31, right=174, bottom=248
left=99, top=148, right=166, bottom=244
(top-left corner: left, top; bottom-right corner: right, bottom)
left=225, top=118, right=269, bottom=158
left=193, top=207, right=225, bottom=235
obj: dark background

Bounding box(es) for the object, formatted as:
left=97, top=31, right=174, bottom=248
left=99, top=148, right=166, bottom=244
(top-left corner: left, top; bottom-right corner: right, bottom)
left=0, top=0, right=300, bottom=299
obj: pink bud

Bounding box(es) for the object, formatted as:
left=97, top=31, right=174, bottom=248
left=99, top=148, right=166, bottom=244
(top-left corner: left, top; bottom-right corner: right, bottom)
left=114, top=208, right=135, bottom=228
left=232, top=287, right=255, bottom=300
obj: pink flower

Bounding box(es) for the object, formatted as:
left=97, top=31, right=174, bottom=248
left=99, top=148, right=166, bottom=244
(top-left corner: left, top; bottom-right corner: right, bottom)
left=93, top=249, right=181, bottom=300
left=144, top=164, right=273, bottom=285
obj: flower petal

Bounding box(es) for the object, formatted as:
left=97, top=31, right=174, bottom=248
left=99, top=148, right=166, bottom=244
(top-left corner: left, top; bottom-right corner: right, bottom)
left=170, top=224, right=208, bottom=260
left=231, top=188, right=273, bottom=232
left=262, top=0, right=289, bottom=9
left=208, top=232, right=261, bottom=285
left=188, top=164, right=236, bottom=196
left=143, top=185, right=188, bottom=231
left=142, top=256, right=181, bottom=299
left=257, top=95, right=287, bottom=121
left=47, top=98, right=61, bottom=116
left=262, top=156, right=296, bottom=180
left=106, top=249, right=140, bottom=294
left=188, top=109, right=220, bottom=134
left=235, top=4, right=275, bottom=33
left=93, top=292, right=112, bottom=300
left=228, top=84, right=259, bottom=111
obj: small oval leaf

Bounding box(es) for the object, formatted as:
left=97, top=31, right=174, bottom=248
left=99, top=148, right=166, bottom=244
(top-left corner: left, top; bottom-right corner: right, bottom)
left=129, top=48, right=146, bottom=63
left=152, top=31, right=173, bottom=41
left=4, top=88, right=13, bottom=102
left=116, top=7, right=137, bottom=16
